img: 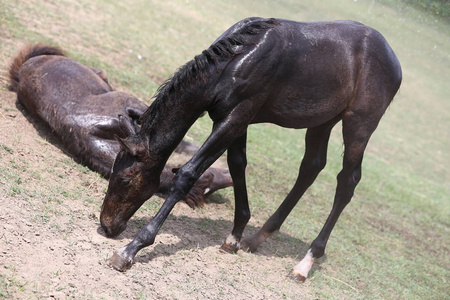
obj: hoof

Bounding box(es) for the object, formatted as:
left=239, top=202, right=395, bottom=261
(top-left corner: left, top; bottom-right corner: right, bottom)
left=239, top=239, right=257, bottom=253
left=220, top=242, right=239, bottom=254
left=108, top=251, right=133, bottom=272
left=289, top=270, right=307, bottom=283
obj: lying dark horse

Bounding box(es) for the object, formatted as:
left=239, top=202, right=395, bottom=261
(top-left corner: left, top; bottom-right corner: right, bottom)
left=8, top=44, right=232, bottom=208
left=101, top=18, right=402, bottom=281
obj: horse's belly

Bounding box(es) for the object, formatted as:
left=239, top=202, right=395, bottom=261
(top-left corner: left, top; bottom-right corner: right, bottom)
left=252, top=110, right=337, bottom=128
left=252, top=95, right=348, bottom=129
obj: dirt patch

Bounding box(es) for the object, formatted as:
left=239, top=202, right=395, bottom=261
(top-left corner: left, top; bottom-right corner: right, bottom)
left=0, top=59, right=315, bottom=299
left=0, top=1, right=317, bottom=296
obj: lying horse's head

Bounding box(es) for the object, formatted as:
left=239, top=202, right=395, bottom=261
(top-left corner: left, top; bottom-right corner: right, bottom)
left=100, top=118, right=162, bottom=237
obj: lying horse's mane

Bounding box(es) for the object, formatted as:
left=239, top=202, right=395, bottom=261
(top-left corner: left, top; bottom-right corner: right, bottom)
left=8, top=44, right=65, bottom=92
left=139, top=18, right=279, bottom=129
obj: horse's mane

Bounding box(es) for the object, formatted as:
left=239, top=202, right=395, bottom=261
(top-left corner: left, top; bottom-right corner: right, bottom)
left=139, top=18, right=279, bottom=129
left=8, top=44, right=65, bottom=92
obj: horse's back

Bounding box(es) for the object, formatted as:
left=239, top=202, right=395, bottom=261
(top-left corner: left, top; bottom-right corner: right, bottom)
left=17, top=55, right=112, bottom=116
left=233, top=18, right=400, bottom=81
left=278, top=19, right=402, bottom=104
left=14, top=53, right=140, bottom=175
left=214, top=18, right=401, bottom=128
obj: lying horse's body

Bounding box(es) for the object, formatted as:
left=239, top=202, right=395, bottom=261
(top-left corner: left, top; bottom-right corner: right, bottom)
left=8, top=44, right=232, bottom=208
left=101, top=18, right=402, bottom=281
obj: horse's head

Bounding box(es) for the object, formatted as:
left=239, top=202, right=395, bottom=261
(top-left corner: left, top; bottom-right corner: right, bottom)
left=100, top=117, right=161, bottom=237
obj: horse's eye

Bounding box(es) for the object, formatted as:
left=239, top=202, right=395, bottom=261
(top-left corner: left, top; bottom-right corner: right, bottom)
left=121, top=179, right=131, bottom=186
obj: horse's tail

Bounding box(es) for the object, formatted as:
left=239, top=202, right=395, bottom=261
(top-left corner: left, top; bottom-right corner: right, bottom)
left=184, top=168, right=233, bottom=209
left=184, top=173, right=212, bottom=209
left=8, top=44, right=65, bottom=92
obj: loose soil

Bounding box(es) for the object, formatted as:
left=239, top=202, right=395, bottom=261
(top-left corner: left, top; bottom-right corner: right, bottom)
left=0, top=56, right=313, bottom=300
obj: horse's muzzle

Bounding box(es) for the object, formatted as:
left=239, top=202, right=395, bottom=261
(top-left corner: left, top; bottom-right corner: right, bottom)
left=101, top=219, right=127, bottom=238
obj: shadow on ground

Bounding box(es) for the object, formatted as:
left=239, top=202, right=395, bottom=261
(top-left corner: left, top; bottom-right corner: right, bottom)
left=98, top=213, right=312, bottom=262
left=12, top=94, right=322, bottom=274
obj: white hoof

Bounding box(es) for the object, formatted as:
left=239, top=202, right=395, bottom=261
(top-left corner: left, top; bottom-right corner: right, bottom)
left=290, top=249, right=315, bottom=282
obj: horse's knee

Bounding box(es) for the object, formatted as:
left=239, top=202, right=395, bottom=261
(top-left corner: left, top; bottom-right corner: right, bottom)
left=312, top=156, right=327, bottom=172
left=300, top=156, right=326, bottom=177
left=352, top=167, right=362, bottom=185
left=337, top=166, right=362, bottom=188
left=238, top=207, right=251, bottom=223
left=173, top=166, right=198, bottom=195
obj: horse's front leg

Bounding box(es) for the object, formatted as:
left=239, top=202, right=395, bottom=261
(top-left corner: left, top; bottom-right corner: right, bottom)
left=108, top=112, right=250, bottom=270
left=108, top=194, right=180, bottom=271
left=220, top=132, right=249, bottom=253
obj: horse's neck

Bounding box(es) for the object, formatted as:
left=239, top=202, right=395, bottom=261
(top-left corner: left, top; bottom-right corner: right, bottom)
left=143, top=94, right=208, bottom=159
left=141, top=55, right=219, bottom=158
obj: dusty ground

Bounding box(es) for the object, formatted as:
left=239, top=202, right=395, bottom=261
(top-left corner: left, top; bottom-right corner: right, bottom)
left=0, top=3, right=317, bottom=298
left=0, top=65, right=315, bottom=299
left=2, top=0, right=448, bottom=298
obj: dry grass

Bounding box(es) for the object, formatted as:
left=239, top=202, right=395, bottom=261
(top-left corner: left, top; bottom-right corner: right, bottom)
left=0, top=0, right=448, bottom=299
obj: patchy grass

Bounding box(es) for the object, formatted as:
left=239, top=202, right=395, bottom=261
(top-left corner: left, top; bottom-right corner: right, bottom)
left=0, top=0, right=448, bottom=299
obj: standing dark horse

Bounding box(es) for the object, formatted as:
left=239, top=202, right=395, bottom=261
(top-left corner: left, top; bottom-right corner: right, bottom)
left=8, top=44, right=232, bottom=208
left=101, top=17, right=402, bottom=281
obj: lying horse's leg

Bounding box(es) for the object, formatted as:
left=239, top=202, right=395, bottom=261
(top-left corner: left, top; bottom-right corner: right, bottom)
left=90, top=67, right=113, bottom=91
left=290, top=109, right=381, bottom=282
left=240, top=118, right=339, bottom=252
left=221, top=132, right=249, bottom=253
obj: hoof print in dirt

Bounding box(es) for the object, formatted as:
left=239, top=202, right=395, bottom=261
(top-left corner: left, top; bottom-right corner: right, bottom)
left=108, top=252, right=133, bottom=272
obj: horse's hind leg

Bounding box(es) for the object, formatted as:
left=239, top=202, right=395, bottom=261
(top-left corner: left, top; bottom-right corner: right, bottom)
left=240, top=118, right=339, bottom=252
left=90, top=67, right=113, bottom=90
left=290, top=108, right=385, bottom=282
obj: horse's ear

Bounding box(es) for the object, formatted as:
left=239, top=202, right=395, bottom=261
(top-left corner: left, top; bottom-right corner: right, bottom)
left=135, top=124, right=142, bottom=134
left=114, top=135, right=147, bottom=158
left=118, top=114, right=137, bottom=137
left=114, top=135, right=134, bottom=155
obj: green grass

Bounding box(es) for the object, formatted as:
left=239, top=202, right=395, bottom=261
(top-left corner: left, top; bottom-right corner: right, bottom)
left=1, top=0, right=449, bottom=299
